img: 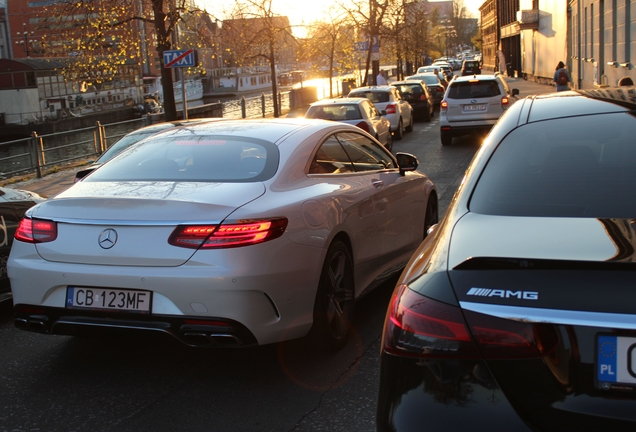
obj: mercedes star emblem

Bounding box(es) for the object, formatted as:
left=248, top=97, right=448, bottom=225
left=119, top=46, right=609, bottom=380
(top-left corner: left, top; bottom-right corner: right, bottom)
left=98, top=228, right=118, bottom=249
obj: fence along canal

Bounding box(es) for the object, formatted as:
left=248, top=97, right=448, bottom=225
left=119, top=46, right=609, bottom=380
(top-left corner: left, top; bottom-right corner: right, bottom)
left=0, top=91, right=292, bottom=180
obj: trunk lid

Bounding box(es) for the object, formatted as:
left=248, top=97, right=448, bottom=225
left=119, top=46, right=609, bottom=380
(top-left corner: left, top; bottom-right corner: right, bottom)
left=448, top=213, right=636, bottom=428
left=31, top=181, right=266, bottom=266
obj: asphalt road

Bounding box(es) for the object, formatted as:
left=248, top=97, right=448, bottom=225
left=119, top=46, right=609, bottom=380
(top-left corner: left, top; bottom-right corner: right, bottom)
left=0, top=76, right=552, bottom=432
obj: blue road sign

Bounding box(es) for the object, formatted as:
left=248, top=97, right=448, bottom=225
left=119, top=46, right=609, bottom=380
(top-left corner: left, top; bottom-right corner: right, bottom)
left=354, top=37, right=380, bottom=53
left=163, top=49, right=196, bottom=68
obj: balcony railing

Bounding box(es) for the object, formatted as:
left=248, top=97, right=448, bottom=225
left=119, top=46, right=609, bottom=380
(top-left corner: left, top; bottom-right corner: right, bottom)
left=517, top=9, right=540, bottom=30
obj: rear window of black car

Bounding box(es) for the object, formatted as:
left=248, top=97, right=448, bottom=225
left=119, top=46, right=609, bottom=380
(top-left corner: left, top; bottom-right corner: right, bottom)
left=394, top=84, right=423, bottom=97
left=447, top=80, right=501, bottom=99
left=470, top=112, right=636, bottom=218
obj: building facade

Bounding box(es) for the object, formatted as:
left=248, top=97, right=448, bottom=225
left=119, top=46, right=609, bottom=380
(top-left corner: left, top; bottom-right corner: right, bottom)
left=569, top=0, right=635, bottom=88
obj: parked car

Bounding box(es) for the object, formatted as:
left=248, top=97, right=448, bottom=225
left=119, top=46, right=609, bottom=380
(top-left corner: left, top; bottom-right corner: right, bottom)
left=75, top=119, right=221, bottom=182
left=305, top=97, right=393, bottom=150
left=432, top=62, right=454, bottom=80
left=347, top=86, right=414, bottom=141
left=377, top=87, right=636, bottom=431
left=440, top=74, right=519, bottom=146
left=461, top=59, right=482, bottom=76
left=415, top=66, right=450, bottom=86
left=405, top=74, right=446, bottom=108
left=9, top=118, right=438, bottom=350
left=391, top=80, right=435, bottom=122
left=0, top=187, right=45, bottom=303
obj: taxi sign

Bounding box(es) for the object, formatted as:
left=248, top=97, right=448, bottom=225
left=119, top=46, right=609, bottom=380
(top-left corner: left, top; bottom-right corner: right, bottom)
left=163, top=49, right=196, bottom=68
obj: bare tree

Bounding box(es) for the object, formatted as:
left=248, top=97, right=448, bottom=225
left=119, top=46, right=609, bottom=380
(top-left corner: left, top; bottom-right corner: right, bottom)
left=304, top=8, right=356, bottom=97
left=341, top=0, right=395, bottom=86
left=222, top=0, right=295, bottom=117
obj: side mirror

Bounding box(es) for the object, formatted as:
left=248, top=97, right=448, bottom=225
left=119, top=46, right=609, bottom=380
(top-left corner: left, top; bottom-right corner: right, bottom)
left=380, top=109, right=387, bottom=116
left=395, top=152, right=419, bottom=175
left=512, top=88, right=520, bottom=97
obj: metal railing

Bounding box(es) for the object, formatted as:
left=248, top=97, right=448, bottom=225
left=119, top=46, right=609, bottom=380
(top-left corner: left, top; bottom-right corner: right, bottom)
left=0, top=91, right=294, bottom=181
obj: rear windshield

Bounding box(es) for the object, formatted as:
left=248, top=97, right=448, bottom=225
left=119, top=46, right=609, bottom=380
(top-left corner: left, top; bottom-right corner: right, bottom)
left=411, top=75, right=439, bottom=85
left=87, top=134, right=279, bottom=183
left=348, top=91, right=390, bottom=104
left=470, top=112, right=636, bottom=218
left=463, top=61, right=479, bottom=68
left=394, top=84, right=423, bottom=97
left=447, top=80, right=501, bottom=99
left=306, top=104, right=362, bottom=120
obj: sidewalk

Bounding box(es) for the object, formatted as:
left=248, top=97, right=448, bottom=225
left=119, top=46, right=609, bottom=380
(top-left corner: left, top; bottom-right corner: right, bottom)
left=5, top=74, right=555, bottom=198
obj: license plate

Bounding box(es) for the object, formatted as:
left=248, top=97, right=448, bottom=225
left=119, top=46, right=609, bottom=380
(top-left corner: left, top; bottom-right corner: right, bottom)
left=596, top=335, right=636, bottom=390
left=463, top=104, right=487, bottom=112
left=66, top=287, right=152, bottom=313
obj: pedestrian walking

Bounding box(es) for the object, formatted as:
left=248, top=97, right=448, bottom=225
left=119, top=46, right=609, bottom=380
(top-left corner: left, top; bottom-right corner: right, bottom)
left=376, top=70, right=388, bottom=85
left=553, top=61, right=572, bottom=92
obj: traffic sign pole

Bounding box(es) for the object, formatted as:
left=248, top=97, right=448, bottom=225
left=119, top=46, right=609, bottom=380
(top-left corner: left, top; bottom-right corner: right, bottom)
left=163, top=49, right=197, bottom=119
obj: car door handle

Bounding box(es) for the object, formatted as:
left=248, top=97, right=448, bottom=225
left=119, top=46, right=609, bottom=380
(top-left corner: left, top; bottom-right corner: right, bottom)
left=372, top=179, right=384, bottom=189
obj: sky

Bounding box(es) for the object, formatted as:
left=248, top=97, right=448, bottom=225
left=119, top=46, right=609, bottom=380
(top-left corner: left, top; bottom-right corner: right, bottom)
left=198, top=0, right=484, bottom=34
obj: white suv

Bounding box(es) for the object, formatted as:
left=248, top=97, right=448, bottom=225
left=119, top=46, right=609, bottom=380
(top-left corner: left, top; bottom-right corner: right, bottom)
left=439, top=74, right=519, bottom=146
left=348, top=86, right=414, bottom=140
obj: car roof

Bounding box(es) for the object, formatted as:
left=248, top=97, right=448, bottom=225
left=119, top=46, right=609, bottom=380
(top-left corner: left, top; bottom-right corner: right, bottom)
left=406, top=74, right=441, bottom=81
left=309, top=97, right=367, bottom=106
left=392, top=80, right=425, bottom=85
left=522, top=88, right=635, bottom=123
left=450, top=74, right=500, bottom=82
left=349, top=86, right=395, bottom=92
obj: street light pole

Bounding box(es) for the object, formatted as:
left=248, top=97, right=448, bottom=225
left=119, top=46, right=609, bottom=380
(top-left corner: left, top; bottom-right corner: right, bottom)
left=16, top=23, right=34, bottom=58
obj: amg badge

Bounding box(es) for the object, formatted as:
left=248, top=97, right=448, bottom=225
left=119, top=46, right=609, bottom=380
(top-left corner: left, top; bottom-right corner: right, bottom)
left=467, top=287, right=538, bottom=300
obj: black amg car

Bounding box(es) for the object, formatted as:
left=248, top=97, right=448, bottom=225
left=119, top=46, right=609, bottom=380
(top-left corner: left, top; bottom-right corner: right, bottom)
left=378, top=87, right=636, bottom=431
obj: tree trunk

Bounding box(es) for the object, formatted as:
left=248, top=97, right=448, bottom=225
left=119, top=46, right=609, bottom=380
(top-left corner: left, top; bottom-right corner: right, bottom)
left=269, top=42, right=279, bottom=118
left=153, top=0, right=177, bottom=121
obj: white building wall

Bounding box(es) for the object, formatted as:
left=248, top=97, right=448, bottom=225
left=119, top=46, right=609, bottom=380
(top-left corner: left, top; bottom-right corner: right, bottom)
left=519, top=0, right=569, bottom=83
left=0, top=88, right=40, bottom=124
left=570, top=0, right=636, bottom=89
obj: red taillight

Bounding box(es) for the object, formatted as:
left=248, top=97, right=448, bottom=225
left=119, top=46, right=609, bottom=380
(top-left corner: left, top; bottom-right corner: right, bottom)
left=464, top=310, right=558, bottom=359
left=354, top=121, right=370, bottom=132
left=382, top=284, right=480, bottom=358
left=14, top=217, right=57, bottom=243
left=419, top=94, right=428, bottom=102
left=385, top=104, right=397, bottom=114
left=382, top=283, right=559, bottom=359
left=501, top=96, right=510, bottom=108
left=440, top=100, right=449, bottom=112
left=168, top=218, right=288, bottom=249
left=436, top=87, right=445, bottom=93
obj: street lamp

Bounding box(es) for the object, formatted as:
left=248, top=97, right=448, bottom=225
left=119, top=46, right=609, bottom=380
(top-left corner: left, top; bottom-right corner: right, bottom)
left=16, top=23, right=35, bottom=57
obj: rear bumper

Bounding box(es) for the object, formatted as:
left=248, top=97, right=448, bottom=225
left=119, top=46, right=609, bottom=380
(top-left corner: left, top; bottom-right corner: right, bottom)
left=14, top=304, right=258, bottom=347
left=439, top=119, right=497, bottom=137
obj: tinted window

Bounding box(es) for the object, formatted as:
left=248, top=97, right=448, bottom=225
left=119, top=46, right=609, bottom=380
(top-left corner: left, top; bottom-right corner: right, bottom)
left=417, top=75, right=440, bottom=85
left=349, top=91, right=390, bottom=104
left=447, top=80, right=501, bottom=99
left=394, top=84, right=423, bottom=97
left=336, top=132, right=397, bottom=172
left=470, top=112, right=636, bottom=217
left=309, top=136, right=355, bottom=174
left=88, top=134, right=278, bottom=182
left=97, top=129, right=170, bottom=163
left=306, top=104, right=361, bottom=120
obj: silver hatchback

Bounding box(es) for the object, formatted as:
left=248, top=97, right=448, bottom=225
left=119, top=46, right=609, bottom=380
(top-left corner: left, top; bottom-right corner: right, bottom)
left=439, top=74, right=519, bottom=146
